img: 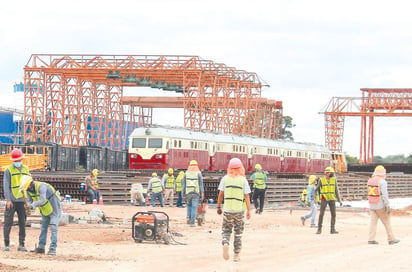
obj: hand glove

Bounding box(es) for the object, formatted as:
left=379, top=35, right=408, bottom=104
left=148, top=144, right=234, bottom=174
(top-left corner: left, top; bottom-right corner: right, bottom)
left=385, top=206, right=391, bottom=214
left=217, top=207, right=222, bottom=215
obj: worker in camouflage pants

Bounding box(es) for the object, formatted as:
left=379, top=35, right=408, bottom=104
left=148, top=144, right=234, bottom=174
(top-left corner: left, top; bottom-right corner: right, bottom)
left=217, top=158, right=251, bottom=262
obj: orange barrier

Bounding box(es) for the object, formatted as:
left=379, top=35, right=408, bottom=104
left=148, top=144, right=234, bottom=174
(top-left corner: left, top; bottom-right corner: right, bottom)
left=0, top=154, right=47, bottom=171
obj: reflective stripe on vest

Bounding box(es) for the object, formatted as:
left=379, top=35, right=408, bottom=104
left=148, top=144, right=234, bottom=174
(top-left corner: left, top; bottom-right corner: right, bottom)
left=253, top=171, right=266, bottom=189
left=320, top=177, right=337, bottom=201
left=7, top=165, right=30, bottom=199
left=150, top=177, right=162, bottom=193
left=367, top=177, right=381, bottom=204
left=164, top=175, right=175, bottom=189
left=185, top=171, right=199, bottom=194
left=224, top=176, right=245, bottom=212
left=28, top=182, right=56, bottom=216
left=175, top=176, right=183, bottom=192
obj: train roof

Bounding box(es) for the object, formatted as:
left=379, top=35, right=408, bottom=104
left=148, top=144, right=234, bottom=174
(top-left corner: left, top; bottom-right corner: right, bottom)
left=130, top=125, right=329, bottom=152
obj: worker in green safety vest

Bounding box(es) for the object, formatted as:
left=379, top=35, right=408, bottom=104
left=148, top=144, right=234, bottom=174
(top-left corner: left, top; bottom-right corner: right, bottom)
left=250, top=163, right=267, bottom=214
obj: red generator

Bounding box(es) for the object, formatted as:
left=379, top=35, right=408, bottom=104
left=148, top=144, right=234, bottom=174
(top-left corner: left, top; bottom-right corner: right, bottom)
left=132, top=211, right=170, bottom=244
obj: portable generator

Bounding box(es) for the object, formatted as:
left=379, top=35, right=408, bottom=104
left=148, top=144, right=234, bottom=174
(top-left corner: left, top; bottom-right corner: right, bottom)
left=132, top=211, right=170, bottom=244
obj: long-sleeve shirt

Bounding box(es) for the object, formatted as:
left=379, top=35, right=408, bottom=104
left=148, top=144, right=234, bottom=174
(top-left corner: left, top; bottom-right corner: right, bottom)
left=3, top=167, right=24, bottom=203
left=306, top=184, right=316, bottom=203
left=181, top=172, right=204, bottom=196
left=369, top=178, right=389, bottom=210
left=27, top=182, right=61, bottom=217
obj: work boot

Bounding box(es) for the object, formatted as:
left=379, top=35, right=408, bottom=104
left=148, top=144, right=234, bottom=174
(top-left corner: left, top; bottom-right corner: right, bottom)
left=300, top=216, right=305, bottom=226
left=47, top=248, right=56, bottom=256
left=223, top=244, right=229, bottom=260
left=330, top=229, right=339, bottom=234
left=233, top=253, right=240, bottom=262
left=255, top=209, right=259, bottom=214
left=310, top=224, right=317, bottom=228
left=388, top=239, right=400, bottom=245
left=368, top=240, right=379, bottom=245
left=316, top=229, right=321, bottom=234
left=30, top=247, right=45, bottom=254
left=18, top=245, right=28, bottom=252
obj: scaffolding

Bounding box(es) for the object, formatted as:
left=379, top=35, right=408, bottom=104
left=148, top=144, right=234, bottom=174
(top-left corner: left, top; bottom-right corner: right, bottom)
left=23, top=54, right=281, bottom=150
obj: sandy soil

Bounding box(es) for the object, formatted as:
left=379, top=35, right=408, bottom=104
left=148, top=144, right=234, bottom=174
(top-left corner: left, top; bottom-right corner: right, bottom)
left=0, top=202, right=411, bottom=272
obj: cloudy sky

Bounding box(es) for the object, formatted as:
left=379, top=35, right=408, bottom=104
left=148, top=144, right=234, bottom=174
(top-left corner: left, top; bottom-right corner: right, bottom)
left=1, top=0, right=411, bottom=157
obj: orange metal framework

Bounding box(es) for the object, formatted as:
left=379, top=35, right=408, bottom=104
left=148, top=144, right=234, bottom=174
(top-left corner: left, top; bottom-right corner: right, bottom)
left=320, top=89, right=412, bottom=163
left=23, top=54, right=281, bottom=150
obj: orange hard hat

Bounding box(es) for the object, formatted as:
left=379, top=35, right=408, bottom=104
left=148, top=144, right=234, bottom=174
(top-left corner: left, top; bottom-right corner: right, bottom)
left=10, top=149, right=24, bottom=162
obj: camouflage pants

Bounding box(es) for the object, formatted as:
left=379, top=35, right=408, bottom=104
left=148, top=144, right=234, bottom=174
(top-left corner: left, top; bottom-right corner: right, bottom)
left=221, top=212, right=245, bottom=254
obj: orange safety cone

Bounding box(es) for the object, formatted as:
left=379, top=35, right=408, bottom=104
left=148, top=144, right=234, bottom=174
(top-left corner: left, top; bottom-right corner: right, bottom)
left=99, top=195, right=103, bottom=205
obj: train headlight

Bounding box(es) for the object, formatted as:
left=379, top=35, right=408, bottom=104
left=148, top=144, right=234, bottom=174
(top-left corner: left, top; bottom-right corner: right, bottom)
left=131, top=154, right=137, bottom=159
left=156, top=154, right=163, bottom=159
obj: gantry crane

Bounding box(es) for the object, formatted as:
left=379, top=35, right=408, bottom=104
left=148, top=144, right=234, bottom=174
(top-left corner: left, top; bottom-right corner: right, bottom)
left=320, top=89, right=412, bottom=163
left=23, top=54, right=282, bottom=150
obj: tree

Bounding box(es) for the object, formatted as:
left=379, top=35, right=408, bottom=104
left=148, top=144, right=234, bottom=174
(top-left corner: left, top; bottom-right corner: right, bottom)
left=282, top=116, right=295, bottom=141
left=408, top=153, right=412, bottom=163
left=345, top=153, right=358, bottom=164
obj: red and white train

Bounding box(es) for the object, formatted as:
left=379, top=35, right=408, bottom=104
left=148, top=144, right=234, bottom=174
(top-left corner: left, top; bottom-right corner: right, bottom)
left=128, top=125, right=342, bottom=173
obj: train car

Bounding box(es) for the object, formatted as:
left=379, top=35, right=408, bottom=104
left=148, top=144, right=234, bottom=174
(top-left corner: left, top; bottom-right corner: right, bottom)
left=128, top=125, right=336, bottom=173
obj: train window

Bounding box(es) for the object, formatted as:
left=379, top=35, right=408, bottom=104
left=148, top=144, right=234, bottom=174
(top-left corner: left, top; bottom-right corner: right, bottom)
left=179, top=140, right=182, bottom=148
left=132, top=138, right=146, bottom=148
left=148, top=138, right=162, bottom=148
left=205, top=143, right=208, bottom=150
left=174, top=140, right=177, bottom=148
left=166, top=141, right=169, bottom=149
left=191, top=141, right=194, bottom=149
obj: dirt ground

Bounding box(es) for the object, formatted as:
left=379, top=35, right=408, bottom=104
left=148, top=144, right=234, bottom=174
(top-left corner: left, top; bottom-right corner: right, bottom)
left=0, top=202, right=411, bottom=272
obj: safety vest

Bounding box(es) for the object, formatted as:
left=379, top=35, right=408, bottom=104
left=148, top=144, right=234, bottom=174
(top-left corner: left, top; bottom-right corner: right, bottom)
left=6, top=165, right=30, bottom=199
left=367, top=177, right=381, bottom=204
left=319, top=177, right=337, bottom=201
left=164, top=174, right=175, bottom=189
left=185, top=171, right=200, bottom=194
left=224, top=176, right=245, bottom=212
left=27, top=182, right=58, bottom=216
left=300, top=188, right=308, bottom=204
left=150, top=177, right=162, bottom=193
left=85, top=176, right=99, bottom=190
left=175, top=175, right=183, bottom=192
left=253, top=171, right=266, bottom=189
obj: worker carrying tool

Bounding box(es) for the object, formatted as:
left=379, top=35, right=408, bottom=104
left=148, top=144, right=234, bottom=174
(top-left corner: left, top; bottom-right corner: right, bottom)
left=20, top=176, right=62, bottom=256
left=3, top=149, right=30, bottom=252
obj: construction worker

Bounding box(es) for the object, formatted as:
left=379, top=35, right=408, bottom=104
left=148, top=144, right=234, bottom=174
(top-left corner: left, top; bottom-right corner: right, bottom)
left=85, top=169, right=100, bottom=204
left=147, top=172, right=164, bottom=207
left=182, top=160, right=204, bottom=227
left=175, top=171, right=184, bottom=208
left=367, top=165, right=400, bottom=245
left=2, top=149, right=30, bottom=252
left=130, top=182, right=145, bottom=206
left=250, top=163, right=267, bottom=214
left=19, top=176, right=61, bottom=256
left=298, top=188, right=309, bottom=207
left=217, top=158, right=251, bottom=262
left=315, top=166, right=342, bottom=234
left=162, top=168, right=175, bottom=207
left=301, top=175, right=318, bottom=228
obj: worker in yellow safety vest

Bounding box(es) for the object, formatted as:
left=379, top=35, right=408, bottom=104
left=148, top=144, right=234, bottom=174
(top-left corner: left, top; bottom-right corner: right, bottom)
left=367, top=165, right=399, bottom=245
left=19, top=176, right=61, bottom=256
left=250, top=164, right=267, bottom=214
left=300, top=175, right=319, bottom=228
left=3, top=149, right=30, bottom=252
left=162, top=168, right=175, bottom=207
left=217, top=158, right=251, bottom=262
left=147, top=172, right=164, bottom=207
left=315, top=167, right=342, bottom=234
left=175, top=171, right=184, bottom=207
left=85, top=169, right=100, bottom=204
left=182, top=160, right=204, bottom=227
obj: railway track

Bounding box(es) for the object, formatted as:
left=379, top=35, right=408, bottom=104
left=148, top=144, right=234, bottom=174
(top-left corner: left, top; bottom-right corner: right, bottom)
left=1, top=171, right=412, bottom=205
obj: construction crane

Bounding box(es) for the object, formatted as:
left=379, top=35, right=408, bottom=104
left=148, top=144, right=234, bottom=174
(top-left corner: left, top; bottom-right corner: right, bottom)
left=320, top=88, right=412, bottom=163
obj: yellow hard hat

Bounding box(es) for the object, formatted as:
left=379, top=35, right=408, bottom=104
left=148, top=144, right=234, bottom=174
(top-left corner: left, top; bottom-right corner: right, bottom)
left=373, top=165, right=386, bottom=177
left=189, top=160, right=198, bottom=166
left=325, top=166, right=335, bottom=173
left=255, top=164, right=262, bottom=170
left=92, top=169, right=99, bottom=177
left=19, top=175, right=33, bottom=192
left=152, top=172, right=157, bottom=177
left=308, top=175, right=317, bottom=184
left=168, top=168, right=174, bottom=174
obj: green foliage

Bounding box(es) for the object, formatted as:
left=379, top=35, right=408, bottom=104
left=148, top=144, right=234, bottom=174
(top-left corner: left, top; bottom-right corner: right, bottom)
left=282, top=116, right=295, bottom=141
left=373, top=154, right=408, bottom=163
left=345, top=153, right=359, bottom=164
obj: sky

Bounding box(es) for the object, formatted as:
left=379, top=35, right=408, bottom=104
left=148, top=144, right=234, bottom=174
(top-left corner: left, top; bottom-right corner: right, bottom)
left=1, top=0, right=412, bottom=158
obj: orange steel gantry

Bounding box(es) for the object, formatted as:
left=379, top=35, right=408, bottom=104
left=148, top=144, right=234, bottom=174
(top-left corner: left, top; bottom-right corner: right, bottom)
left=23, top=54, right=282, bottom=150
left=320, top=88, right=412, bottom=163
